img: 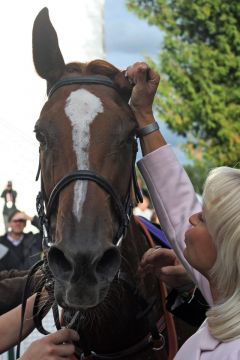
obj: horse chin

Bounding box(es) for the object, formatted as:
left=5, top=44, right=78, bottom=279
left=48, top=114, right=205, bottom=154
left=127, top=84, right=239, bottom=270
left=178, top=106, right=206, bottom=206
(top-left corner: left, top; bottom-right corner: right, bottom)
left=54, top=281, right=110, bottom=311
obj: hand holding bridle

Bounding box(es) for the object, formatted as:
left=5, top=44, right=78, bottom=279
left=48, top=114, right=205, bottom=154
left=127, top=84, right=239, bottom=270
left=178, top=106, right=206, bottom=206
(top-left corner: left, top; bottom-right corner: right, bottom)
left=19, top=328, right=79, bottom=360
left=139, top=247, right=194, bottom=290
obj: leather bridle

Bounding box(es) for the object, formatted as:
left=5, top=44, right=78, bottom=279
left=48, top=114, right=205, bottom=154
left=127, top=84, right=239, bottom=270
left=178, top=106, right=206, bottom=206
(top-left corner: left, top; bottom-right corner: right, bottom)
left=16, top=75, right=148, bottom=360
left=36, top=75, right=143, bottom=251
left=47, top=75, right=120, bottom=97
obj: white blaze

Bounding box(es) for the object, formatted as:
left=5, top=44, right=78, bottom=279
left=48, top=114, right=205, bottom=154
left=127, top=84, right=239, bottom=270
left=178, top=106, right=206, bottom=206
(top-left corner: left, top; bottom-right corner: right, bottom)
left=65, top=89, right=104, bottom=221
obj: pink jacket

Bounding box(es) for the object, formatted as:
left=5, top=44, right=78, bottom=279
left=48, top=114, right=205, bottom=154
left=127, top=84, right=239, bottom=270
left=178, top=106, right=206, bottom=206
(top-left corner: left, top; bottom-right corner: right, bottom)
left=138, top=144, right=240, bottom=359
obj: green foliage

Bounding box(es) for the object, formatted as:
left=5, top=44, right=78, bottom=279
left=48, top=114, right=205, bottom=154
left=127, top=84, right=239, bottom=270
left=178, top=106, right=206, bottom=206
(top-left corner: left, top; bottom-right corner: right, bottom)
left=184, top=161, right=213, bottom=195
left=127, top=0, right=240, bottom=167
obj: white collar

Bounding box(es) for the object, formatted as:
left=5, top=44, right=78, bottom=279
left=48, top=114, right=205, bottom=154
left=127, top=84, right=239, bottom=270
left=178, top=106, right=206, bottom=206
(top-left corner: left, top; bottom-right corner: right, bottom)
left=7, top=233, right=24, bottom=246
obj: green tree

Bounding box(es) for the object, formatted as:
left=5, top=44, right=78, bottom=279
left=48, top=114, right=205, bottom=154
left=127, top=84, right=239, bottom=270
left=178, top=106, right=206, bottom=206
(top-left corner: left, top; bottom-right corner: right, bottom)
left=184, top=161, right=213, bottom=194
left=127, top=0, right=240, bottom=167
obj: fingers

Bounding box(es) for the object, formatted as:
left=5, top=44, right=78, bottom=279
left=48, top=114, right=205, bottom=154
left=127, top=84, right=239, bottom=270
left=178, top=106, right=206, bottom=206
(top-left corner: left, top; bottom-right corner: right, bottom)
left=125, top=62, right=148, bottom=85
left=140, top=248, right=177, bottom=268
left=148, top=68, right=160, bottom=85
left=158, top=264, right=194, bottom=289
left=125, top=62, right=160, bottom=87
left=138, top=263, right=155, bottom=275
left=138, top=247, right=194, bottom=289
left=139, top=248, right=181, bottom=279
left=45, top=328, right=79, bottom=345
left=54, top=343, right=76, bottom=357
left=128, top=62, right=149, bottom=85
left=161, top=264, right=187, bottom=276
left=125, top=61, right=160, bottom=117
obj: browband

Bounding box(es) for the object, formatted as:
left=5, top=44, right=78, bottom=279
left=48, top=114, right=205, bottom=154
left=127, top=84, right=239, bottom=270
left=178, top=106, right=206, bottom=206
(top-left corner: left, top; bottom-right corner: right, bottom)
left=47, top=75, right=119, bottom=98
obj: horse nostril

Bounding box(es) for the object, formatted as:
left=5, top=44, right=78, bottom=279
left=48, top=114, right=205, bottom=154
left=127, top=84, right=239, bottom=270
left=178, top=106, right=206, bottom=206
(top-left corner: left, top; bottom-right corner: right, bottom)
left=95, top=247, right=120, bottom=281
left=48, top=246, right=73, bottom=281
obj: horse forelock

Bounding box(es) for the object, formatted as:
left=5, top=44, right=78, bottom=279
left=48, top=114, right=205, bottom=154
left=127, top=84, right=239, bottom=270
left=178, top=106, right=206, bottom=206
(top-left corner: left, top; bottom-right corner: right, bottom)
left=65, top=60, right=131, bottom=102
left=86, top=60, right=132, bottom=101
left=65, top=60, right=120, bottom=78
left=86, top=60, right=120, bottom=78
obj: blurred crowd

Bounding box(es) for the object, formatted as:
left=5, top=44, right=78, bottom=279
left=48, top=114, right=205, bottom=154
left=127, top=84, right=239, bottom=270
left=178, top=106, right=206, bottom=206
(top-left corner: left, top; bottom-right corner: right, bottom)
left=0, top=181, right=42, bottom=272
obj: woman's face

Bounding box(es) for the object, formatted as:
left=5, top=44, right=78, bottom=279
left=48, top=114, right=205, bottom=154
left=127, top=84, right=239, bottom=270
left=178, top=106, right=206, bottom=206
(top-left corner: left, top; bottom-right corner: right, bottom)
left=184, top=212, right=217, bottom=278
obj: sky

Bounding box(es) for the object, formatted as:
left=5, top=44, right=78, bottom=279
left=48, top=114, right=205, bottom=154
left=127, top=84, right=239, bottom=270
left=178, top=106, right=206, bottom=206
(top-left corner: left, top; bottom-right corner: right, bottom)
left=105, top=0, right=162, bottom=67
left=0, top=0, right=105, bottom=233
left=105, top=0, right=187, bottom=160
left=0, top=1, right=189, bottom=350
left=0, top=0, right=186, bottom=234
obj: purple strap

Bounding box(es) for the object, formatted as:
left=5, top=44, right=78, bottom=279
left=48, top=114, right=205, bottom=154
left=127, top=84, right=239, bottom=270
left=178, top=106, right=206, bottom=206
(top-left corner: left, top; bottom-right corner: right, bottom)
left=137, top=216, right=171, bottom=249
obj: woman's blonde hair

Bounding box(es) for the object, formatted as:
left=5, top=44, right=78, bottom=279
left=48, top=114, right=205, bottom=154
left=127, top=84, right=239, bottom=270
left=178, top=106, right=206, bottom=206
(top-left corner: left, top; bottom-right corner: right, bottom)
left=202, top=166, right=240, bottom=341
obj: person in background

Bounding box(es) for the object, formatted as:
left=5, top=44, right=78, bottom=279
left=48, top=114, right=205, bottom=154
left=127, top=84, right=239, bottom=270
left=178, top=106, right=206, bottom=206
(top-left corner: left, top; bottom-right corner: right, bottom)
left=133, top=188, right=153, bottom=220
left=126, top=61, right=240, bottom=359
left=1, top=181, right=17, bottom=231
left=150, top=210, right=160, bottom=224
left=0, top=210, right=42, bottom=271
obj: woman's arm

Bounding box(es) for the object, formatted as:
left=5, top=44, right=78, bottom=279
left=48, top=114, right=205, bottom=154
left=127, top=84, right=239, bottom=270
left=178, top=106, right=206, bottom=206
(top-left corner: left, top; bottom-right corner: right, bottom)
left=126, top=62, right=212, bottom=304
left=0, top=292, right=79, bottom=359
left=0, top=293, right=46, bottom=353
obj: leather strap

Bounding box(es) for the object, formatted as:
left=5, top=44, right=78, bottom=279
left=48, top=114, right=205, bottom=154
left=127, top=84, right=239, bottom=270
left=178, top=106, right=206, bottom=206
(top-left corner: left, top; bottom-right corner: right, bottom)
left=72, top=334, right=164, bottom=359
left=136, top=122, right=159, bottom=138
left=45, top=170, right=129, bottom=245
left=48, top=76, right=119, bottom=98
left=134, top=216, right=178, bottom=360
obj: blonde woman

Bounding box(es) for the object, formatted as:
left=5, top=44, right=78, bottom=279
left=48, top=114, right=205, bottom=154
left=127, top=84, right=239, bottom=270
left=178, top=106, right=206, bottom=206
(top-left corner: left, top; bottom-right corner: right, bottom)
left=126, top=62, right=240, bottom=359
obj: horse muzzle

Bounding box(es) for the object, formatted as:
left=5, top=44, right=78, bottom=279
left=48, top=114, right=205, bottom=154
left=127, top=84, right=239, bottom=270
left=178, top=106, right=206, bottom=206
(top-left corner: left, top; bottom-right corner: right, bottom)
left=48, top=244, right=121, bottom=309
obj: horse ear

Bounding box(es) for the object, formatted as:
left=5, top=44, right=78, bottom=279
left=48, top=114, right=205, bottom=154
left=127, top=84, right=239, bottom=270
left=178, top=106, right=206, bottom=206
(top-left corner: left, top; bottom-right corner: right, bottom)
left=114, top=71, right=133, bottom=103
left=32, top=7, right=65, bottom=85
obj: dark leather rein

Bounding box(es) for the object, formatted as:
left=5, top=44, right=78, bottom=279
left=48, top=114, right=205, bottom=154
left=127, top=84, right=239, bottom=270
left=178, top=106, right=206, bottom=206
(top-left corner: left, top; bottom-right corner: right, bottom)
left=17, top=75, right=147, bottom=359
left=37, top=75, right=143, bottom=250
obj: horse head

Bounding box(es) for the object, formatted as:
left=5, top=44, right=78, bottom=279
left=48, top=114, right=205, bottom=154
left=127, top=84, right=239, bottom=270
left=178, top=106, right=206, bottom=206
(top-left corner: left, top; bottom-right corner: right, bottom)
left=33, top=8, right=139, bottom=311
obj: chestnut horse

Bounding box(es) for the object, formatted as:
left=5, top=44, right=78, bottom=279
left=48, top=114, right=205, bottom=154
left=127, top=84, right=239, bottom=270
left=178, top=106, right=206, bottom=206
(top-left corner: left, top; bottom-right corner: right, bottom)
left=24, top=8, right=195, bottom=360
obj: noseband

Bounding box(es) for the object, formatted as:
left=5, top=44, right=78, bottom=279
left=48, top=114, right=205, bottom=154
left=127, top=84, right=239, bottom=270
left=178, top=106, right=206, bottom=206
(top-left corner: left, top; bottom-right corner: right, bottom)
left=15, top=76, right=153, bottom=360
left=36, top=75, right=143, bottom=251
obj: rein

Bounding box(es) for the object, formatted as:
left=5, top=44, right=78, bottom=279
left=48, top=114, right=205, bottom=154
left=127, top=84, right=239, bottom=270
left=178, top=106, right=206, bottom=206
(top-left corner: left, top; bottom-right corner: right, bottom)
left=36, top=75, right=142, bottom=251
left=67, top=217, right=177, bottom=360
left=17, top=74, right=176, bottom=360
left=17, top=75, right=158, bottom=359
left=135, top=217, right=178, bottom=360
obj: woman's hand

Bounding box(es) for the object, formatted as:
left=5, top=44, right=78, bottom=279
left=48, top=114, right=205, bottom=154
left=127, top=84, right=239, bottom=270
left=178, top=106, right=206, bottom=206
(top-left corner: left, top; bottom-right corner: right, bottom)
left=139, top=247, right=194, bottom=290
left=19, top=328, right=79, bottom=360
left=125, top=62, right=160, bottom=125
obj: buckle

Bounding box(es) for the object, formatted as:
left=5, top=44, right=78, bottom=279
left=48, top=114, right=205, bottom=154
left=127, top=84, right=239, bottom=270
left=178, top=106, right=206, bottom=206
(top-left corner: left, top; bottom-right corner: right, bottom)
left=149, top=333, right=165, bottom=351
left=81, top=351, right=96, bottom=359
